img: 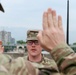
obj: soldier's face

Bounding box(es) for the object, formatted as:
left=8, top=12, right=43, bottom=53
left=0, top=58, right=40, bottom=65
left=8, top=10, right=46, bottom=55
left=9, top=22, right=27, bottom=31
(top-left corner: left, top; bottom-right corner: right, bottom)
left=26, top=40, right=42, bottom=56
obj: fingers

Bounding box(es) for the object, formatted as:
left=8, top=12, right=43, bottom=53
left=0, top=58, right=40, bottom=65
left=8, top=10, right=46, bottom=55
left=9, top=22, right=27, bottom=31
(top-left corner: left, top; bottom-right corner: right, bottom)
left=43, top=8, right=62, bottom=30
left=0, top=41, right=2, bottom=45
left=58, top=16, right=63, bottom=30
left=52, top=10, right=58, bottom=28
left=0, top=45, right=4, bottom=53
left=47, top=8, right=53, bottom=28
left=37, top=31, right=43, bottom=46
left=44, top=8, right=58, bottom=29
left=0, top=45, right=2, bottom=48
left=43, top=12, right=48, bottom=30
left=2, top=46, right=4, bottom=51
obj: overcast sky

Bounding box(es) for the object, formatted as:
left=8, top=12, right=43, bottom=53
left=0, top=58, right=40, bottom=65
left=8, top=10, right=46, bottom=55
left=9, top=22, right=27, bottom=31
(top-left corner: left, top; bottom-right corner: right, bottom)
left=0, top=0, right=76, bottom=44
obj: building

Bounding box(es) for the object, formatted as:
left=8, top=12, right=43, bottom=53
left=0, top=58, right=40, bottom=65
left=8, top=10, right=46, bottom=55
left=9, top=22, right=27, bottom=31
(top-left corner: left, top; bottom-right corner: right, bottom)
left=0, top=30, right=15, bottom=45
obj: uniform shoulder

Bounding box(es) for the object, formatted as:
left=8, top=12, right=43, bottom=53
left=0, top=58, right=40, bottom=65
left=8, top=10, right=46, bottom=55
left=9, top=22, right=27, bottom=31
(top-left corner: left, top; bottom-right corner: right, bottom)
left=0, top=54, right=12, bottom=65
left=23, top=55, right=28, bottom=60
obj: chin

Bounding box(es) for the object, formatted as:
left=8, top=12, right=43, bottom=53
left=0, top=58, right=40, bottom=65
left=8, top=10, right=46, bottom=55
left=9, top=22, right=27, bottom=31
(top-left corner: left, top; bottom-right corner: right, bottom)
left=31, top=54, right=38, bottom=56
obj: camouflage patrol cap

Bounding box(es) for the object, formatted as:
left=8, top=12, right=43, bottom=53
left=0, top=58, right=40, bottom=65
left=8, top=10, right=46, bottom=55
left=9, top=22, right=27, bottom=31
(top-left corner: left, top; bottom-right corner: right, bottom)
left=26, top=30, right=39, bottom=41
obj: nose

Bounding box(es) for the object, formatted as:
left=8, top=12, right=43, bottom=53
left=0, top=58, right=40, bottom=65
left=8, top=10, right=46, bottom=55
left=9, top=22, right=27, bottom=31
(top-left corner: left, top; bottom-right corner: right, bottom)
left=31, top=42, right=35, bottom=46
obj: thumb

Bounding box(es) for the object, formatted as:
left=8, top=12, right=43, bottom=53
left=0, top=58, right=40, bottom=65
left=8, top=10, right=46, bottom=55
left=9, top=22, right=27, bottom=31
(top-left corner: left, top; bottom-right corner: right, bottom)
left=37, top=30, right=43, bottom=46
left=2, top=46, right=4, bottom=52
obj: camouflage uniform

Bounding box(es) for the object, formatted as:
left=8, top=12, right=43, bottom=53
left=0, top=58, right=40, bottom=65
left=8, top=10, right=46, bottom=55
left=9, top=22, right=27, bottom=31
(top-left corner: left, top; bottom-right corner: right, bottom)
left=0, top=43, right=76, bottom=75
left=25, top=30, right=60, bottom=75
left=0, top=53, right=39, bottom=75
left=23, top=55, right=60, bottom=75
left=50, top=43, right=76, bottom=75
left=0, top=30, right=76, bottom=75
left=23, top=55, right=57, bottom=69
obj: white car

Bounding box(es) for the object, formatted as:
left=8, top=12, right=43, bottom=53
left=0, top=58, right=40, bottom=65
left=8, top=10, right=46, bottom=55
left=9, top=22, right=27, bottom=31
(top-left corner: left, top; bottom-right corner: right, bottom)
left=41, top=51, right=49, bottom=54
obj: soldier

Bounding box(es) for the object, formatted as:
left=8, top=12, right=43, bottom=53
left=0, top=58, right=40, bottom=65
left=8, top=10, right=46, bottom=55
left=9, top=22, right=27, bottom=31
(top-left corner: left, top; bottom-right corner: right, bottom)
left=0, top=41, right=38, bottom=75
left=23, top=30, right=60, bottom=74
left=0, top=8, right=76, bottom=75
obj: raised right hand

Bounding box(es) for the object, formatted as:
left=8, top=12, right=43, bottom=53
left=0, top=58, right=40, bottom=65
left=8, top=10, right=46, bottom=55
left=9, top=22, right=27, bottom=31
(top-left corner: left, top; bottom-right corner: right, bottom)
left=37, top=8, right=65, bottom=52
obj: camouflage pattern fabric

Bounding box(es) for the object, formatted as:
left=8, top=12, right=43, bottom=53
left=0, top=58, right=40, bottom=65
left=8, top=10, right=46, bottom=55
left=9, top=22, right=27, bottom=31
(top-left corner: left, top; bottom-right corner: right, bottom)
left=0, top=53, right=12, bottom=65
left=1, top=43, right=76, bottom=75
left=0, top=54, right=39, bottom=75
left=26, top=30, right=39, bottom=41
left=23, top=55, right=60, bottom=75
left=51, top=43, right=76, bottom=75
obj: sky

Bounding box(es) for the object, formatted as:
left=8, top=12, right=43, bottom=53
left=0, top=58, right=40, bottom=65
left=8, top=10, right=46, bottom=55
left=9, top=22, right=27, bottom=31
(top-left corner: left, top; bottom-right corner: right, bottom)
left=0, top=0, right=76, bottom=44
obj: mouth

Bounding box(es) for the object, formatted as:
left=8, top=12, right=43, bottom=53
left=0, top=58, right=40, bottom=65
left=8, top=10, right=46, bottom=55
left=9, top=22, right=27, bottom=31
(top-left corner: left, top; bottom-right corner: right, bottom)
left=31, top=49, right=36, bottom=52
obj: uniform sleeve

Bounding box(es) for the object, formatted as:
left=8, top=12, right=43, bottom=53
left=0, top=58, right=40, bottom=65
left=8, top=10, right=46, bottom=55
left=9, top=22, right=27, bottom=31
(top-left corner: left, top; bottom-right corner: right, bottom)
left=50, top=43, right=76, bottom=75
left=0, top=54, right=39, bottom=75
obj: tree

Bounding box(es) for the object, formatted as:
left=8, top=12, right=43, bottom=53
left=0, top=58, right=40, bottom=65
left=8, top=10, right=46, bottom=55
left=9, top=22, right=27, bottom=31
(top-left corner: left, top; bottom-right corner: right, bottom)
left=73, top=43, right=76, bottom=45
left=16, top=40, right=26, bottom=44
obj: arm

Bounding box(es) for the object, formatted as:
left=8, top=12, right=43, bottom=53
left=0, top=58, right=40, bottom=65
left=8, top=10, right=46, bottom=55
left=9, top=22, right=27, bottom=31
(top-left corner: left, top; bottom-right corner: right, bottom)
left=51, top=43, right=76, bottom=75
left=37, top=8, right=76, bottom=75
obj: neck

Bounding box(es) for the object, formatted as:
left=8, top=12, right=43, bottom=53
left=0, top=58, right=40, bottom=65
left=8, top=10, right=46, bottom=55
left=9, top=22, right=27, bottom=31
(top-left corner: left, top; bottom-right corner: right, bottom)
left=28, top=54, right=42, bottom=62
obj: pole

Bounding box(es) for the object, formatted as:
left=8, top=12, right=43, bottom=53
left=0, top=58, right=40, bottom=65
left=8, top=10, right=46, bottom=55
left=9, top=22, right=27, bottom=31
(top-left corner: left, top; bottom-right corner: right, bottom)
left=66, top=0, right=69, bottom=45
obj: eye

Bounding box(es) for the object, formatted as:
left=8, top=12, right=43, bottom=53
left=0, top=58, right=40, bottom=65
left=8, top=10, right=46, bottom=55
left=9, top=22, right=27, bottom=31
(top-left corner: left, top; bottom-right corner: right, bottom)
left=28, top=41, right=32, bottom=43
left=35, top=41, right=38, bottom=43
left=34, top=41, right=39, bottom=45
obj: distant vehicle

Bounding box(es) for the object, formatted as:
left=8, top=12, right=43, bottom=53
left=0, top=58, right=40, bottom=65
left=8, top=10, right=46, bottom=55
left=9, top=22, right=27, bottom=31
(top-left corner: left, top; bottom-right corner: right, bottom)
left=41, top=51, right=49, bottom=54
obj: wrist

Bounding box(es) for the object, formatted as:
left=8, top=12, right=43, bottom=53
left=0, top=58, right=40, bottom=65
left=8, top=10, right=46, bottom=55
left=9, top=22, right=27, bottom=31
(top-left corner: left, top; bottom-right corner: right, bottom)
left=50, top=43, right=74, bottom=63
